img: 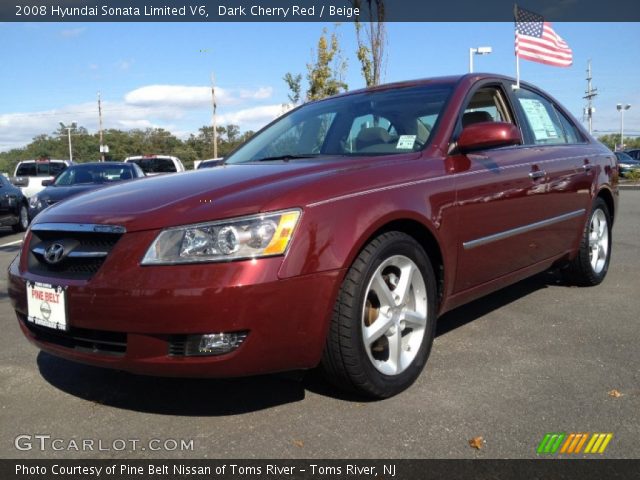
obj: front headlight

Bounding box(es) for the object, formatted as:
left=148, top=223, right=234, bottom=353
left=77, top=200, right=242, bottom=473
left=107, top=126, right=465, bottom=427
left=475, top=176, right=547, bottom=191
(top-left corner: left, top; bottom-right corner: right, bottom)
left=29, top=195, right=42, bottom=209
left=141, top=209, right=301, bottom=265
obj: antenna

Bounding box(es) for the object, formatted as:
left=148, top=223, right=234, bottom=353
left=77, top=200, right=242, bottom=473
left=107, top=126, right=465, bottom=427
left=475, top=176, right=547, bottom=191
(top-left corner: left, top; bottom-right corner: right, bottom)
left=98, top=92, right=105, bottom=161
left=583, top=60, right=598, bottom=134
left=211, top=73, right=218, bottom=159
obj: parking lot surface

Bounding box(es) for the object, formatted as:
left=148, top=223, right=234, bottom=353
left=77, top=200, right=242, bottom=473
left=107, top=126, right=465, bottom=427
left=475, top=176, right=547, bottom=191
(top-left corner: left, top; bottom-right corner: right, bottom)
left=1, top=191, right=638, bottom=459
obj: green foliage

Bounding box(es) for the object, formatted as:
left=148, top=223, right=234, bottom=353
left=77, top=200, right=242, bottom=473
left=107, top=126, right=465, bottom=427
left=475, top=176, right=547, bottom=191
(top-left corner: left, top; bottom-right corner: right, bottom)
left=283, top=73, right=302, bottom=105
left=0, top=124, right=254, bottom=174
left=283, top=26, right=349, bottom=105
left=598, top=134, right=640, bottom=151
left=625, top=169, right=640, bottom=182
left=306, top=27, right=348, bottom=101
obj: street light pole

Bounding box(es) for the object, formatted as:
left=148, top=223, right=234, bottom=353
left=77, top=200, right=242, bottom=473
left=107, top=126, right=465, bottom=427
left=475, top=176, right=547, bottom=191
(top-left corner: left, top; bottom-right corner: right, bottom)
left=65, top=122, right=76, bottom=162
left=469, top=46, right=492, bottom=73
left=617, top=103, right=631, bottom=151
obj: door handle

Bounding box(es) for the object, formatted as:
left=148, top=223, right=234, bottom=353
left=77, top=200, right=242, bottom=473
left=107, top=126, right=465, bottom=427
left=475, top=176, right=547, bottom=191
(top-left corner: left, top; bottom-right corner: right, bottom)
left=528, top=170, right=546, bottom=180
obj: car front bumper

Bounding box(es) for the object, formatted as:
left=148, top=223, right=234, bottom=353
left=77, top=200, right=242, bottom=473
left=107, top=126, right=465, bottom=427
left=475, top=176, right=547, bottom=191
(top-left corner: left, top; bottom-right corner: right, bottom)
left=8, top=244, right=342, bottom=377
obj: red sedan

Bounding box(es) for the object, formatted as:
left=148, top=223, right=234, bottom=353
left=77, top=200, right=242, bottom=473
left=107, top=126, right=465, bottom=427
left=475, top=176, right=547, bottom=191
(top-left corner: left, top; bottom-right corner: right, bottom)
left=8, top=74, right=618, bottom=398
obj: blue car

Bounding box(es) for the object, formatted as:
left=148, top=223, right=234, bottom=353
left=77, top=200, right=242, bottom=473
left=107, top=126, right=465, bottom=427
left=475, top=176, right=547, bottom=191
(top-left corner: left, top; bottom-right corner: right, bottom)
left=615, top=151, right=640, bottom=177
left=28, top=162, right=145, bottom=219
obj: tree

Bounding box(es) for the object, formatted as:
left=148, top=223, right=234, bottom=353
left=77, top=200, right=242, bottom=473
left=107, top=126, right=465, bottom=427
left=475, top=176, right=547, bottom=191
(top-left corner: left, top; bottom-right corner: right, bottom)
left=283, top=73, right=302, bottom=105
left=352, top=0, right=387, bottom=87
left=597, top=134, right=640, bottom=151
left=306, top=27, right=348, bottom=101
left=283, top=26, right=349, bottom=105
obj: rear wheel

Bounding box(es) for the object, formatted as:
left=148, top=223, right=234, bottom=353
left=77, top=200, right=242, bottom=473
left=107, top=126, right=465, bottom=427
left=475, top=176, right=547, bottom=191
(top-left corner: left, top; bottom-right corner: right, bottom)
left=321, top=231, right=437, bottom=398
left=12, top=204, right=29, bottom=233
left=564, top=197, right=612, bottom=286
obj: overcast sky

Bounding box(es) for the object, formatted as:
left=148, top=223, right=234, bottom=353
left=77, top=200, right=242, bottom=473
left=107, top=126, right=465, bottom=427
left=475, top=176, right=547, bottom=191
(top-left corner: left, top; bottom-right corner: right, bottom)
left=1, top=22, right=638, bottom=152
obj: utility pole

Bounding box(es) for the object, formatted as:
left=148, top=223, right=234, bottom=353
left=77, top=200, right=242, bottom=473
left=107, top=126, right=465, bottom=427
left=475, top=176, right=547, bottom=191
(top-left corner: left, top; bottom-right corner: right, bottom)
left=98, top=91, right=105, bottom=161
left=65, top=125, right=74, bottom=162
left=211, top=73, right=218, bottom=158
left=583, top=60, right=598, bottom=134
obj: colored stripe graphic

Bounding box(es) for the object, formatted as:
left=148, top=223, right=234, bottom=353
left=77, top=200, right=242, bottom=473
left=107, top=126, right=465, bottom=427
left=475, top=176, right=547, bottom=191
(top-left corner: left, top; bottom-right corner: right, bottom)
left=539, top=433, right=613, bottom=454
left=584, top=433, right=613, bottom=454
left=560, top=433, right=589, bottom=453
left=537, top=433, right=566, bottom=454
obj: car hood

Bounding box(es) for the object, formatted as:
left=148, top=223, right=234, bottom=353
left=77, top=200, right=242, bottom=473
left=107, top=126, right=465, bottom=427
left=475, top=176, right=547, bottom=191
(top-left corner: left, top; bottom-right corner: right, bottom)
left=33, top=157, right=413, bottom=232
left=38, top=184, right=104, bottom=203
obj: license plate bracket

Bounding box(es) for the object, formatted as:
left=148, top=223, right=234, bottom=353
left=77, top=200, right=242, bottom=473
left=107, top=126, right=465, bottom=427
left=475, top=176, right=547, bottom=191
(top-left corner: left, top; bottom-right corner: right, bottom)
left=26, top=282, right=68, bottom=331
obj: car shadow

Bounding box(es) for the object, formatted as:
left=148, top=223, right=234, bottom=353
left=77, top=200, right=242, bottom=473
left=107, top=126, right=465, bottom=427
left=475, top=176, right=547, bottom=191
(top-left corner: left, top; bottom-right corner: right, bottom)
left=435, top=269, right=563, bottom=337
left=37, top=352, right=306, bottom=416
left=36, top=270, right=565, bottom=413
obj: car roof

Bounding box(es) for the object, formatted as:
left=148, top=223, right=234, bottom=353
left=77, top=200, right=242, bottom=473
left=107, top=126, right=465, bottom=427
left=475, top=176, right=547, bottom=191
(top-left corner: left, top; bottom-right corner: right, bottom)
left=313, top=73, right=524, bottom=103
left=70, top=162, right=130, bottom=167
left=18, top=159, right=69, bottom=163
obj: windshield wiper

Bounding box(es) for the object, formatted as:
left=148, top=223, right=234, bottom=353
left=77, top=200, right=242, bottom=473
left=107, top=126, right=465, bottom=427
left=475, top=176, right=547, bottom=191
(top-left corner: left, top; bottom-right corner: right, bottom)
left=254, top=154, right=320, bottom=162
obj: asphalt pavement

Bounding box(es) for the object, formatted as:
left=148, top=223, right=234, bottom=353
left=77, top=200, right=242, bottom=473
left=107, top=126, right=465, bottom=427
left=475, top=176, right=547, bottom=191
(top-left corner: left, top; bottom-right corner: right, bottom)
left=0, top=191, right=638, bottom=459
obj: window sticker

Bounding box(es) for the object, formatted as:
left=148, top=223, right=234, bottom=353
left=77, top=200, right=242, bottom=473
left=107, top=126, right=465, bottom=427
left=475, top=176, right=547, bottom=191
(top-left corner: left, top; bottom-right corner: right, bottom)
left=519, top=98, right=559, bottom=140
left=396, top=135, right=416, bottom=149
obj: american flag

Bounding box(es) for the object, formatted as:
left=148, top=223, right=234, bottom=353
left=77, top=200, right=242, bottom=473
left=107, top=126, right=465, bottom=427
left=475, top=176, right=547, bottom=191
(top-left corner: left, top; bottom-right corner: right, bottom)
left=515, top=6, right=573, bottom=67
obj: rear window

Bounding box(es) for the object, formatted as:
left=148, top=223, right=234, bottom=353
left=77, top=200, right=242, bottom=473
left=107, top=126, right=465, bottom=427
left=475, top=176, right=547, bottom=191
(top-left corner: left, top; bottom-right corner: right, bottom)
left=16, top=162, right=67, bottom=177
left=128, top=158, right=176, bottom=174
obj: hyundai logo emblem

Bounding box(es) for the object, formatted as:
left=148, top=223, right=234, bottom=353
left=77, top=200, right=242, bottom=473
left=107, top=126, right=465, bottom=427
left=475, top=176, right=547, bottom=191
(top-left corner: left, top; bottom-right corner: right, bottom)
left=43, top=243, right=66, bottom=265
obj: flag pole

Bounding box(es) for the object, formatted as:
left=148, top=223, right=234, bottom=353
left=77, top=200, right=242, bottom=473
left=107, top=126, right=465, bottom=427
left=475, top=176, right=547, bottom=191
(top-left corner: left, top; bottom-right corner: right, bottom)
left=513, top=4, right=520, bottom=90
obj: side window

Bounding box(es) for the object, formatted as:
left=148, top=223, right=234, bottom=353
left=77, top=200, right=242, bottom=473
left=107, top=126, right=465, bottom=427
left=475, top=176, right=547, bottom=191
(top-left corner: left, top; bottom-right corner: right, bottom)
left=555, top=109, right=583, bottom=144
left=515, top=88, right=579, bottom=145
left=462, top=86, right=514, bottom=128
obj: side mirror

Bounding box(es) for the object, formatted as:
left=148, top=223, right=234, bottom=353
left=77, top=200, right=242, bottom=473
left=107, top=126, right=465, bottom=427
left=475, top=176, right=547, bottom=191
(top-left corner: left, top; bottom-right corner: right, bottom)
left=457, top=121, right=522, bottom=153
left=41, top=179, right=53, bottom=187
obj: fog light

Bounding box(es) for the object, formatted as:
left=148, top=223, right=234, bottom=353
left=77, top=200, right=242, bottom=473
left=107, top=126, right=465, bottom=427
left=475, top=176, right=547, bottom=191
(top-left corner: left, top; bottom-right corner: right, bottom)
left=199, top=333, right=241, bottom=354
left=170, top=331, right=248, bottom=356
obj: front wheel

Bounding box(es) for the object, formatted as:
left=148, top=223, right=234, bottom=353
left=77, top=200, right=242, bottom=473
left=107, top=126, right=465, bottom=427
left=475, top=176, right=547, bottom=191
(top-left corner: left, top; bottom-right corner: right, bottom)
left=321, top=231, right=437, bottom=398
left=12, top=204, right=29, bottom=233
left=564, top=197, right=612, bottom=286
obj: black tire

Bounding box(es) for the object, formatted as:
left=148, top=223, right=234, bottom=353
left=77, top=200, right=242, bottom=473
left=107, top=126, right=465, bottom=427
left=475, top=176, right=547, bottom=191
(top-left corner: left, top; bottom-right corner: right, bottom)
left=321, top=231, right=437, bottom=398
left=12, top=204, right=29, bottom=233
left=563, top=197, right=612, bottom=286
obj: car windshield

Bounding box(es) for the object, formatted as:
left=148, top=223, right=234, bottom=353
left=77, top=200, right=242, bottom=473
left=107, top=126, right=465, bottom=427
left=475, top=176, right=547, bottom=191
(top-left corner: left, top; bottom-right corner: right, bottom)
left=53, top=164, right=135, bottom=186
left=16, top=162, right=67, bottom=176
left=225, top=83, right=452, bottom=164
left=616, top=152, right=637, bottom=162
left=128, top=157, right=176, bottom=174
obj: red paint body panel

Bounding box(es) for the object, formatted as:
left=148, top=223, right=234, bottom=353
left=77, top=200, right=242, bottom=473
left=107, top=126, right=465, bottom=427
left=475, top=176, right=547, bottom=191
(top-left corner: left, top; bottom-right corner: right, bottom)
left=8, top=74, right=619, bottom=377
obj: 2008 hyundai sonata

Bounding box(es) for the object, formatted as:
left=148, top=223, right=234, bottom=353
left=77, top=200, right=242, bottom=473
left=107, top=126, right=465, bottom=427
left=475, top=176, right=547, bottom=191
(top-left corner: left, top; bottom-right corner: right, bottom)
left=8, top=74, right=618, bottom=398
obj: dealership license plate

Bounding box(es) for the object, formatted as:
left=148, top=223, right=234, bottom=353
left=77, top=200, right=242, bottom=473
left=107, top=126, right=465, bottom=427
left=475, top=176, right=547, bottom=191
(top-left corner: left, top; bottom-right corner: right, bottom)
left=26, top=282, right=68, bottom=331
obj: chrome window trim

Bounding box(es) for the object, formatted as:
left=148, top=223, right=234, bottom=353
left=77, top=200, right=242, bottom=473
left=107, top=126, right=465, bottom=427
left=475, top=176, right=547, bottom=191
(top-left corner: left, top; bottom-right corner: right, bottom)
left=463, top=209, right=586, bottom=250
left=30, top=223, right=126, bottom=234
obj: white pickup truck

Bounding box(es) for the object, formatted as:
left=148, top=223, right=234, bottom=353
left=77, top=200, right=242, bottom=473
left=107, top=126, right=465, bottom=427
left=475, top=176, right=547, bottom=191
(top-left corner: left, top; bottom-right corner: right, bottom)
left=11, top=159, right=71, bottom=198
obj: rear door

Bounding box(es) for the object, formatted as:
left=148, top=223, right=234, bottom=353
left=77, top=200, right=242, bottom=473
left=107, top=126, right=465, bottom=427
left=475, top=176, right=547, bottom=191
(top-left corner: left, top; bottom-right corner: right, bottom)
left=508, top=85, right=592, bottom=255
left=451, top=81, right=565, bottom=291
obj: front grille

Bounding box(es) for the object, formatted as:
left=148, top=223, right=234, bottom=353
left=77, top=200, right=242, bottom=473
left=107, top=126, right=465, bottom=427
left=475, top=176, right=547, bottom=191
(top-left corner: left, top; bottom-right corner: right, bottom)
left=21, top=315, right=127, bottom=356
left=28, top=226, right=123, bottom=280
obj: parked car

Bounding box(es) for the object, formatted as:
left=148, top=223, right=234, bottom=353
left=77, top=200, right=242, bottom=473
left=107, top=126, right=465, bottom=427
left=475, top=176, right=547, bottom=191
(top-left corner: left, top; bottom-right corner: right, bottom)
left=614, top=151, right=640, bottom=177
left=11, top=159, right=71, bottom=198
left=0, top=174, right=30, bottom=232
left=624, top=149, right=640, bottom=160
left=196, top=158, right=225, bottom=169
left=124, top=155, right=185, bottom=175
left=28, top=162, right=145, bottom=220
left=8, top=74, right=618, bottom=398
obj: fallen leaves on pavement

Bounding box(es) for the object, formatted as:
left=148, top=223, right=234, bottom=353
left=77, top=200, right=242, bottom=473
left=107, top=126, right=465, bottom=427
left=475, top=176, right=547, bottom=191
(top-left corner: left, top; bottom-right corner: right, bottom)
left=468, top=436, right=484, bottom=450
left=608, top=389, right=623, bottom=398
